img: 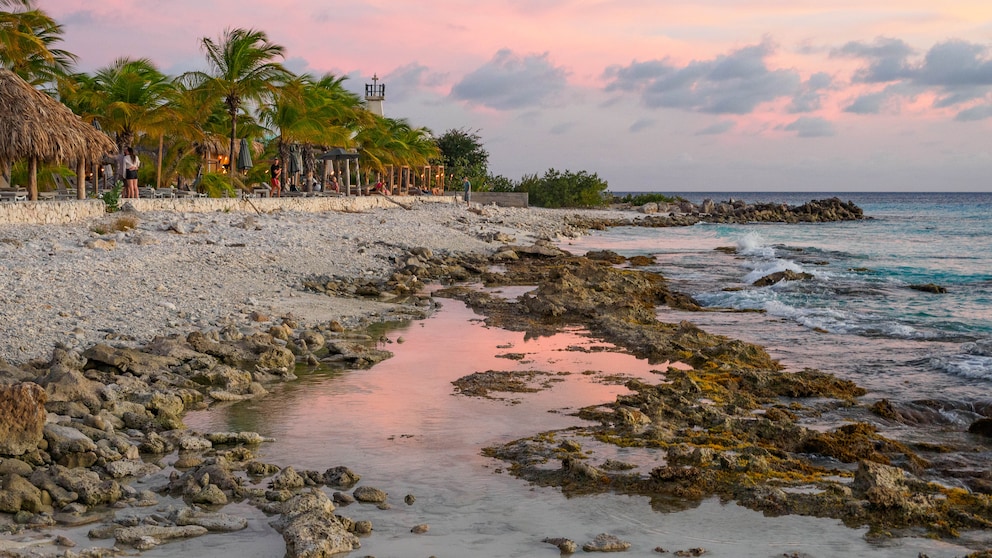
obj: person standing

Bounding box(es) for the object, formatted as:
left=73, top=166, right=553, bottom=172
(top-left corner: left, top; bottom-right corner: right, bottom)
left=123, top=147, right=140, bottom=199
left=269, top=160, right=281, bottom=197
left=462, top=176, right=471, bottom=206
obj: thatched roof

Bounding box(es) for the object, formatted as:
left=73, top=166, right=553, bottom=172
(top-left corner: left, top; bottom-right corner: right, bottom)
left=0, top=68, right=117, bottom=167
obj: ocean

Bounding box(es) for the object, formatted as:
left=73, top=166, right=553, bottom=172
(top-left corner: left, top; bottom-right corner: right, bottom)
left=570, top=192, right=992, bottom=403
left=179, top=192, right=991, bottom=558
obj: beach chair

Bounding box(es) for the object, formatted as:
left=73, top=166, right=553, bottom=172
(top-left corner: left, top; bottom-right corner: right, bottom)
left=155, top=188, right=177, bottom=198
left=51, top=174, right=76, bottom=200
left=138, top=186, right=157, bottom=198
left=0, top=188, right=27, bottom=202
left=0, top=175, right=28, bottom=201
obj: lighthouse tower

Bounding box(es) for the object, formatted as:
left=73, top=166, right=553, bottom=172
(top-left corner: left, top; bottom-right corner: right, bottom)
left=365, top=74, right=385, bottom=116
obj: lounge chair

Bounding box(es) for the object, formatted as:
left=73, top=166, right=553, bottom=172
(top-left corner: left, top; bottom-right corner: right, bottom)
left=50, top=174, right=76, bottom=200
left=0, top=188, right=27, bottom=202
left=0, top=174, right=27, bottom=201
left=138, top=186, right=157, bottom=199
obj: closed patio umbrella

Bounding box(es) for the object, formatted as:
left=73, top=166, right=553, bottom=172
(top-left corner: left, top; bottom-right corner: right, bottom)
left=237, top=138, right=253, bottom=173
left=287, top=144, right=302, bottom=175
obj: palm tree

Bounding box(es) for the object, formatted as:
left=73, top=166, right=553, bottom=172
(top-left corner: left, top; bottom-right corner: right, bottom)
left=0, top=0, right=76, bottom=86
left=356, top=116, right=439, bottom=189
left=89, top=57, right=173, bottom=151
left=185, top=27, right=287, bottom=187
left=154, top=79, right=228, bottom=188
left=259, top=73, right=361, bottom=191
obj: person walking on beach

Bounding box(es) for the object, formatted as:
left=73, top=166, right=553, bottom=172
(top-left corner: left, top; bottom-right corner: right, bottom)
left=123, top=147, right=140, bottom=199
left=462, top=176, right=471, bottom=206
left=269, top=160, right=281, bottom=197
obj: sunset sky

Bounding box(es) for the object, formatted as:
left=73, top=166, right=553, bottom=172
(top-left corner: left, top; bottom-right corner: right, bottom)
left=43, top=1, right=992, bottom=192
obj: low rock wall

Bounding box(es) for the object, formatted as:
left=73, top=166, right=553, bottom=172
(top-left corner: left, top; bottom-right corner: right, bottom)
left=0, top=195, right=458, bottom=224
left=0, top=200, right=106, bottom=224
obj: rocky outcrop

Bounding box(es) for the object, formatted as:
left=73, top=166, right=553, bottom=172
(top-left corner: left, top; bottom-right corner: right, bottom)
left=621, top=197, right=865, bottom=227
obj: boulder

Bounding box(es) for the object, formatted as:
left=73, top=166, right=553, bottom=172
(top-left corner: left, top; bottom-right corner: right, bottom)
left=0, top=383, right=47, bottom=456
left=752, top=269, right=814, bottom=287
left=852, top=461, right=913, bottom=509
left=582, top=533, right=631, bottom=552
left=0, top=473, right=46, bottom=513
left=270, top=466, right=306, bottom=491
left=42, top=464, right=122, bottom=506
left=174, top=507, right=248, bottom=532
left=82, top=344, right=181, bottom=376
left=909, top=283, right=947, bottom=294
left=104, top=459, right=161, bottom=479
left=115, top=524, right=208, bottom=547
left=43, top=423, right=98, bottom=468
left=36, top=366, right=103, bottom=413
left=276, top=489, right=360, bottom=558
left=352, top=485, right=387, bottom=503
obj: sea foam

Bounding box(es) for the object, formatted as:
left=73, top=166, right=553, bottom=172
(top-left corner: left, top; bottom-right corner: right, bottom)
left=736, top=231, right=775, bottom=258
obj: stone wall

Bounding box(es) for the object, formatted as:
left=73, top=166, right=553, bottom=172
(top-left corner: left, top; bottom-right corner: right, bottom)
left=0, top=195, right=458, bottom=224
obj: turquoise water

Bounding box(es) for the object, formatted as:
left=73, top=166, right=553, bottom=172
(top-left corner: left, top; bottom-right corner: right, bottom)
left=566, top=191, right=992, bottom=405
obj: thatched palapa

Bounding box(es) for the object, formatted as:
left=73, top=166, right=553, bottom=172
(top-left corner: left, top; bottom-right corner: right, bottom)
left=0, top=68, right=117, bottom=200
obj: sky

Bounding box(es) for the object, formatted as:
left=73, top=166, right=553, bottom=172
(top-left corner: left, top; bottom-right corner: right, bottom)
left=41, top=0, right=992, bottom=192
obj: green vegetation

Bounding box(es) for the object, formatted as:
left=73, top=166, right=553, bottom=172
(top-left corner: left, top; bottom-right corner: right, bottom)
left=433, top=130, right=610, bottom=207
left=2, top=2, right=612, bottom=205
left=197, top=171, right=238, bottom=198
left=517, top=169, right=610, bottom=208
left=100, top=182, right=122, bottom=212
left=436, top=128, right=489, bottom=188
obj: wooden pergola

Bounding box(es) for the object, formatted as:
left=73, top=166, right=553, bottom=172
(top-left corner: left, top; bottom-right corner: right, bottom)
left=0, top=68, right=117, bottom=201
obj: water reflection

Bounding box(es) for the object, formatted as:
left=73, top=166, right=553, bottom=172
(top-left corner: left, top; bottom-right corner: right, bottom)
left=181, top=299, right=969, bottom=558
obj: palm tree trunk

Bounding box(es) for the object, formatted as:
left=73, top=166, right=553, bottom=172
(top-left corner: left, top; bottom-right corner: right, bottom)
left=229, top=108, right=237, bottom=191
left=156, top=134, right=164, bottom=189
left=28, top=157, right=38, bottom=201
left=76, top=159, right=86, bottom=200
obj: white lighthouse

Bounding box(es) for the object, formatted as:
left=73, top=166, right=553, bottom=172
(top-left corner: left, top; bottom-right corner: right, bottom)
left=365, top=74, right=385, bottom=116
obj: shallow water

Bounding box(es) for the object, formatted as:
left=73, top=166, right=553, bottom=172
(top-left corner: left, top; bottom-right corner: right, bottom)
left=171, top=299, right=973, bottom=558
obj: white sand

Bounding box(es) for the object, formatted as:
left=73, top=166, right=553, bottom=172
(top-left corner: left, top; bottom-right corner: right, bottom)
left=0, top=201, right=626, bottom=365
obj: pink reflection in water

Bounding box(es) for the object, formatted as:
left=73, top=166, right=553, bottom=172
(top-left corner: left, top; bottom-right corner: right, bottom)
left=187, top=298, right=666, bottom=469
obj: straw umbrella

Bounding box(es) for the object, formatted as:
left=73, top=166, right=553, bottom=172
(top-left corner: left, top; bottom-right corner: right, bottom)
left=0, top=68, right=117, bottom=201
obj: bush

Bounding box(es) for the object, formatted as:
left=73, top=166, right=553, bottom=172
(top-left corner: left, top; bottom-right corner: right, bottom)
left=101, top=182, right=123, bottom=212
left=517, top=169, right=610, bottom=208
left=484, top=173, right=515, bottom=192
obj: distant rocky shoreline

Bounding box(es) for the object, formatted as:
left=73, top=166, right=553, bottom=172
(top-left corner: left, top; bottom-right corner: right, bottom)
left=9, top=198, right=975, bottom=558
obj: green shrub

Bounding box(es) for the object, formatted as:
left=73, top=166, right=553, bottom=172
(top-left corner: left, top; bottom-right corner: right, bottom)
left=517, top=169, right=610, bottom=208
left=101, top=182, right=123, bottom=212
